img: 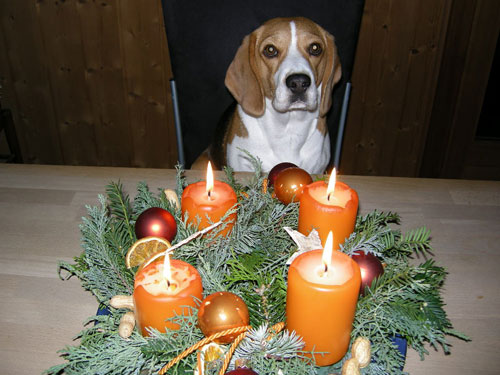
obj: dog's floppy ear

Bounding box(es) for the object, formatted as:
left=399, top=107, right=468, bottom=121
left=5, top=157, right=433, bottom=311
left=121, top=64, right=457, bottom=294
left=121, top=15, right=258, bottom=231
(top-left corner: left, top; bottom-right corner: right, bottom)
left=225, top=33, right=265, bottom=117
left=319, top=32, right=342, bottom=117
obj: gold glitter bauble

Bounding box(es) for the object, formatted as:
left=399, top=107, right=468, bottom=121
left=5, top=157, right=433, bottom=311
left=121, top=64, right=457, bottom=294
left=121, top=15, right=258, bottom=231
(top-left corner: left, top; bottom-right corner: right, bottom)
left=197, top=291, right=250, bottom=344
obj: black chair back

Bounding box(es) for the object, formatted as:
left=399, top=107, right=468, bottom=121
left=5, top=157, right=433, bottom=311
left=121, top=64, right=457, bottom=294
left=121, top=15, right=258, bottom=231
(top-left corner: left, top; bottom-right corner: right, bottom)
left=162, top=0, right=365, bottom=168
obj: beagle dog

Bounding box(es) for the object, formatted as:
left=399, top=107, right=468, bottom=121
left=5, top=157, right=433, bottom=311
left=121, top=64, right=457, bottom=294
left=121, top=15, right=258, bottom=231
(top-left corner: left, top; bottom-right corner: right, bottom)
left=192, top=17, right=341, bottom=174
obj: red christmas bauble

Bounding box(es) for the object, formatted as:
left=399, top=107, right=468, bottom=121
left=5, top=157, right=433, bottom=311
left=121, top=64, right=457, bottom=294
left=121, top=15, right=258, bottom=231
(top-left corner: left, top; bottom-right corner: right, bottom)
left=351, top=252, right=384, bottom=295
left=225, top=368, right=258, bottom=375
left=273, top=167, right=312, bottom=205
left=135, top=207, right=177, bottom=242
left=268, top=162, right=298, bottom=186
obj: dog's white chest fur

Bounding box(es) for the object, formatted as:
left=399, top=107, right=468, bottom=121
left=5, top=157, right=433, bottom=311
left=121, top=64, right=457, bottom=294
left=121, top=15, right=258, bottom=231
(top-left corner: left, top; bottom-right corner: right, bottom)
left=227, top=100, right=330, bottom=174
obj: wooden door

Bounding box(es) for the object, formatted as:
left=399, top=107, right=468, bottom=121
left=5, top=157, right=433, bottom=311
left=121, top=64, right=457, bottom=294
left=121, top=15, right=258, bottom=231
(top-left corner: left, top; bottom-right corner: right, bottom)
left=340, top=0, right=453, bottom=177
left=420, top=0, right=500, bottom=180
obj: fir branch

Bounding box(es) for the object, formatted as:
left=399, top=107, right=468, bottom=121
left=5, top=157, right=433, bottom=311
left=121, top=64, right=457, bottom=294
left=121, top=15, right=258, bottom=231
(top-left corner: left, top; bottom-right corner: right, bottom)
left=342, top=211, right=402, bottom=257
left=355, top=210, right=400, bottom=231
left=45, top=314, right=152, bottom=375
left=72, top=196, right=134, bottom=301
left=175, top=163, right=187, bottom=198
left=141, top=310, right=205, bottom=370
left=232, top=325, right=316, bottom=375
left=342, top=230, right=387, bottom=257
left=107, top=217, right=134, bottom=258
left=133, top=181, right=163, bottom=215
left=222, top=164, right=245, bottom=194
left=196, top=245, right=231, bottom=294
left=396, top=227, right=433, bottom=257
left=237, top=148, right=264, bottom=183
left=106, top=181, right=135, bottom=243
left=234, top=324, right=305, bottom=360
left=352, top=259, right=459, bottom=373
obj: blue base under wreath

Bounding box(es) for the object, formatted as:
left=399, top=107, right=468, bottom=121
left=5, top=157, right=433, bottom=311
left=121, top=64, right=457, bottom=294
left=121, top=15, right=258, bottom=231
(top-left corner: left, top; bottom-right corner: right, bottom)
left=97, top=306, right=407, bottom=370
left=97, top=305, right=110, bottom=317
left=392, top=334, right=408, bottom=362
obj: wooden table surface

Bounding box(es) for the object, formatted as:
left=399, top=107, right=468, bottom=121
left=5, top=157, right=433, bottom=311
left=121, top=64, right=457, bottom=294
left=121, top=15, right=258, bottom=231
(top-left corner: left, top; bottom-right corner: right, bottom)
left=1, top=164, right=499, bottom=375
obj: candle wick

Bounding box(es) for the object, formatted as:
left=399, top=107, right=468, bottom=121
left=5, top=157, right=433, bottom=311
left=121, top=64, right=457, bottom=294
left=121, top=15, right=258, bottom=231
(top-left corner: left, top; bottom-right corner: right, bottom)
left=324, top=263, right=328, bottom=274
left=207, top=190, right=212, bottom=200
left=327, top=192, right=332, bottom=201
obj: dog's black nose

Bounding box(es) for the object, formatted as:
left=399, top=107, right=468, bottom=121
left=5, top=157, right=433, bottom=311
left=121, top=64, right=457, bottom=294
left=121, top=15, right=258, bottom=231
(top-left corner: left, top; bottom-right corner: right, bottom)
left=286, top=74, right=311, bottom=94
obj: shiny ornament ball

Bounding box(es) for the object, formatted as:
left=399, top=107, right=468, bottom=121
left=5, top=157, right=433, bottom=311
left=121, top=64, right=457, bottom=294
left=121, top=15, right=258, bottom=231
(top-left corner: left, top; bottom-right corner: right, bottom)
left=351, top=252, right=384, bottom=295
left=135, top=207, right=177, bottom=242
left=274, top=167, right=312, bottom=204
left=225, top=368, right=259, bottom=375
left=198, top=291, right=250, bottom=344
left=268, top=162, right=297, bottom=186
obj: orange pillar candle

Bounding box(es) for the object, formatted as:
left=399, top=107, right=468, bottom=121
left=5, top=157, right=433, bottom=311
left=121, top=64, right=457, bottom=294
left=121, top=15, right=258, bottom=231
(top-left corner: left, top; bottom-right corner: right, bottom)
left=286, top=232, right=361, bottom=366
left=181, top=162, right=238, bottom=236
left=133, top=253, right=203, bottom=336
left=298, top=169, right=358, bottom=249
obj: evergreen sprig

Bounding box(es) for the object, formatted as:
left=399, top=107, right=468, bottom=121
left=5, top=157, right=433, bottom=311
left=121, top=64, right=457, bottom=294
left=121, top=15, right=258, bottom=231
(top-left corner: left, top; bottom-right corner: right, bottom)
left=232, top=324, right=314, bottom=373
left=58, top=195, right=134, bottom=301
left=47, top=165, right=468, bottom=375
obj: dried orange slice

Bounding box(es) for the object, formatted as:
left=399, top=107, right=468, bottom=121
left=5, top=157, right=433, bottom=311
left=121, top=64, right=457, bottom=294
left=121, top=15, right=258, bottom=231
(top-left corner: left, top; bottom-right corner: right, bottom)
left=125, top=236, right=171, bottom=269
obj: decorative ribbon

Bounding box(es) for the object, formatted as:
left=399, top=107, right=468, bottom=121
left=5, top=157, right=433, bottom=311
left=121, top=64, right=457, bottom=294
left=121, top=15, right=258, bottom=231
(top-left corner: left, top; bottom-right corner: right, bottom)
left=158, top=322, right=286, bottom=375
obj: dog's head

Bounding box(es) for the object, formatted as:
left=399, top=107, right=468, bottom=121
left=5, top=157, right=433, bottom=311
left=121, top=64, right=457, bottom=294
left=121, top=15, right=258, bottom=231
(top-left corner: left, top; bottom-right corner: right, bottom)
left=225, top=17, right=342, bottom=118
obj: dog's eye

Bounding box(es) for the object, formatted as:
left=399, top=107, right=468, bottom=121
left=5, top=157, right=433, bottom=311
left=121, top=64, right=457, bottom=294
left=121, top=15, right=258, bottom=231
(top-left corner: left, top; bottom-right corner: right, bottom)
left=308, top=43, right=322, bottom=56
left=263, top=44, right=278, bottom=58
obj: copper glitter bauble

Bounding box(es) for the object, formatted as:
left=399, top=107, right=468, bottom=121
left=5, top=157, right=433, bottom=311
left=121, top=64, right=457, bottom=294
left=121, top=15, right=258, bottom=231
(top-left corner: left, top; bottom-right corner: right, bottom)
left=197, top=291, right=250, bottom=344
left=135, top=207, right=177, bottom=242
left=274, top=167, right=312, bottom=204
left=268, top=162, right=297, bottom=187
left=352, top=252, right=384, bottom=295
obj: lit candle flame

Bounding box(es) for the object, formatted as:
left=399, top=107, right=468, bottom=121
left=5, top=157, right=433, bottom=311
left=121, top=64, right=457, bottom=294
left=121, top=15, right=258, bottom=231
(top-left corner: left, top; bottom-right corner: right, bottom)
left=327, top=168, right=336, bottom=201
left=162, top=251, right=173, bottom=287
left=322, top=231, right=334, bottom=274
left=206, top=162, right=214, bottom=199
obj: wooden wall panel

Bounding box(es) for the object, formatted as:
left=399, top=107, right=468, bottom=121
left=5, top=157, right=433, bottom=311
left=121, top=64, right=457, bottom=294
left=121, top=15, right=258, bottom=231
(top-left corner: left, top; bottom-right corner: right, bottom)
left=117, top=0, right=177, bottom=168
left=0, top=1, right=63, bottom=164
left=78, top=0, right=133, bottom=166
left=340, top=0, right=451, bottom=177
left=37, top=0, right=99, bottom=166
left=0, top=0, right=177, bottom=168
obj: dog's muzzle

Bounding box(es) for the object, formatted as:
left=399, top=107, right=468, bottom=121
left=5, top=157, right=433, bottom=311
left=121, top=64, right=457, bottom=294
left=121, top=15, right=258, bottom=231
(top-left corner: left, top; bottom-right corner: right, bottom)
left=282, top=73, right=317, bottom=111
left=273, top=68, right=318, bottom=113
left=286, top=73, right=311, bottom=96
